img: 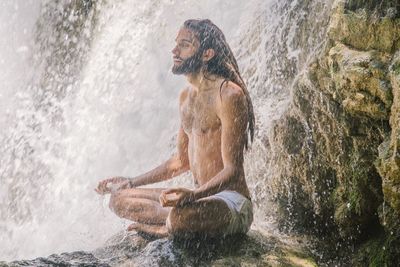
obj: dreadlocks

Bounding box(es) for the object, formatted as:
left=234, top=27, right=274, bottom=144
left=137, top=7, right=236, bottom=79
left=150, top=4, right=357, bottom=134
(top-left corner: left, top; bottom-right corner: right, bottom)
left=182, top=19, right=255, bottom=149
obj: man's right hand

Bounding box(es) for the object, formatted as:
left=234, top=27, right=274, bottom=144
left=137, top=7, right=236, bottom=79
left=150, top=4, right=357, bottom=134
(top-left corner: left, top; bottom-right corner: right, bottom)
left=95, top=177, right=130, bottom=195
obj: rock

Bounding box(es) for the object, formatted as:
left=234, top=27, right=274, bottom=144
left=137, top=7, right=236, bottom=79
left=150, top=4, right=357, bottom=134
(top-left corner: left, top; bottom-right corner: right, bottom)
left=264, top=0, right=400, bottom=265
left=267, top=0, right=400, bottom=254
left=326, top=43, right=392, bottom=119
left=374, top=51, right=400, bottom=265
left=328, top=0, right=400, bottom=53
left=5, top=251, right=110, bottom=267
left=123, top=231, right=318, bottom=266
left=376, top=51, right=400, bottom=214
left=3, top=231, right=320, bottom=267
left=270, top=71, right=386, bottom=238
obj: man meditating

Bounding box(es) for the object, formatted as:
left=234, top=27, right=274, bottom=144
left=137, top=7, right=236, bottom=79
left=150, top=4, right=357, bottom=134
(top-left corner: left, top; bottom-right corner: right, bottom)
left=95, top=19, right=255, bottom=238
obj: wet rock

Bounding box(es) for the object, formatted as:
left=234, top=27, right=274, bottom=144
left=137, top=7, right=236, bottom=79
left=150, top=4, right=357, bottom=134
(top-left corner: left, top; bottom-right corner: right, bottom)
left=270, top=71, right=385, bottom=238
left=376, top=52, right=400, bottom=214
left=267, top=1, right=400, bottom=264
left=3, top=231, right=319, bottom=267
left=329, top=0, right=400, bottom=53
left=120, top=231, right=316, bottom=266
left=327, top=43, right=392, bottom=119
left=4, top=251, right=110, bottom=267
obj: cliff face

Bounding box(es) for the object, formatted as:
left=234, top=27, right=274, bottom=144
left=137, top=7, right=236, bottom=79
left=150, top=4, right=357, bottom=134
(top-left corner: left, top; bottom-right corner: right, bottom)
left=269, top=0, right=400, bottom=263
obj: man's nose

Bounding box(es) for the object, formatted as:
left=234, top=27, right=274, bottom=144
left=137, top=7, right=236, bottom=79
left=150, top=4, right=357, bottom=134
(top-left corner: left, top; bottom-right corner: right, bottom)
left=171, top=46, right=179, bottom=55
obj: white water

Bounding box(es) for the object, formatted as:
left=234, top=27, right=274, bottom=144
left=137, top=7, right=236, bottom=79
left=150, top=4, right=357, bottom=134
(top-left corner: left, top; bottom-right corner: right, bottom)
left=0, top=0, right=332, bottom=261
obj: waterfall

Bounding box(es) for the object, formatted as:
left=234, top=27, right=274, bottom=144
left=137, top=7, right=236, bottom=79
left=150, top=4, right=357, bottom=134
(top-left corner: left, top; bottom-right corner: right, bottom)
left=0, top=0, right=333, bottom=261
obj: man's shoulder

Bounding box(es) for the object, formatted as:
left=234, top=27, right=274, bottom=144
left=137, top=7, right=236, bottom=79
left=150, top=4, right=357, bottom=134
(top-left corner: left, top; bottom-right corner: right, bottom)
left=219, top=81, right=246, bottom=108
left=179, top=87, right=190, bottom=104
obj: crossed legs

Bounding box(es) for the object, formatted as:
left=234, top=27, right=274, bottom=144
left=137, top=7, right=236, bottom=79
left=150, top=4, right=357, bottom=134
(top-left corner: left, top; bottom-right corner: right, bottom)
left=109, top=188, right=232, bottom=238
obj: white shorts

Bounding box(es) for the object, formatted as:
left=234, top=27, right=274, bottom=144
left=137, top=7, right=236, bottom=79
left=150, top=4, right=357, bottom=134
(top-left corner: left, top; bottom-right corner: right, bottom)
left=208, top=190, right=253, bottom=235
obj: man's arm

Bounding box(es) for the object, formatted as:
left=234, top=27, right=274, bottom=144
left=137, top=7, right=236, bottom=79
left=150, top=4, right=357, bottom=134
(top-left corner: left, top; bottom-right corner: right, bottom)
left=96, top=126, right=190, bottom=194
left=130, top=88, right=190, bottom=187
left=129, top=126, right=190, bottom=187
left=96, top=89, right=190, bottom=194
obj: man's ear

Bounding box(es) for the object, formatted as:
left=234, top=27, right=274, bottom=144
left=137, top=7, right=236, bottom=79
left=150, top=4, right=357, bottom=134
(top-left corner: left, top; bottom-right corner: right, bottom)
left=202, top=48, right=215, bottom=62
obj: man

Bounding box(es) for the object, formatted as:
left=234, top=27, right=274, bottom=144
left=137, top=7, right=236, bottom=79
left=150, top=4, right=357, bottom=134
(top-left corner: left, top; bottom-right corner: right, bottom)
left=95, top=19, right=255, bottom=238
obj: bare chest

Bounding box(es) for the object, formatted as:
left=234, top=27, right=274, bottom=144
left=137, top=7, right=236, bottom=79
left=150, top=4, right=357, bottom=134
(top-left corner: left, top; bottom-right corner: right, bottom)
left=180, top=93, right=221, bottom=135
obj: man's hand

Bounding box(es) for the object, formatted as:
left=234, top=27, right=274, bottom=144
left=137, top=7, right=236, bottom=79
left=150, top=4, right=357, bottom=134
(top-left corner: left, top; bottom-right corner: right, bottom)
left=95, top=176, right=130, bottom=195
left=159, top=187, right=195, bottom=207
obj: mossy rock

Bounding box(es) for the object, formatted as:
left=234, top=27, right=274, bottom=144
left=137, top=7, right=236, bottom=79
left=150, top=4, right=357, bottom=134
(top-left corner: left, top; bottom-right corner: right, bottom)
left=376, top=54, right=400, bottom=216
left=352, top=226, right=400, bottom=267
left=345, top=0, right=400, bottom=18
left=5, top=231, right=320, bottom=267
left=329, top=1, right=400, bottom=53
left=316, top=42, right=393, bottom=119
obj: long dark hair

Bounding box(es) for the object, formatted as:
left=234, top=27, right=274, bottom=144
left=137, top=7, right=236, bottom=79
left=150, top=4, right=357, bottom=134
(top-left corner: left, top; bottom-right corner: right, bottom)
left=183, top=19, right=255, bottom=149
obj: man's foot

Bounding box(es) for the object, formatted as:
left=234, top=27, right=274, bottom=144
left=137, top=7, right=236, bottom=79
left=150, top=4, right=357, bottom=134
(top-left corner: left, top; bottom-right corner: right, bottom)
left=127, top=223, right=169, bottom=239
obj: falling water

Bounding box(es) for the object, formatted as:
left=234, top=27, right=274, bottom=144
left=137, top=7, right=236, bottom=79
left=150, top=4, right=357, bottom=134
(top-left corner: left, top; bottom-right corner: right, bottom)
left=0, top=0, right=333, bottom=261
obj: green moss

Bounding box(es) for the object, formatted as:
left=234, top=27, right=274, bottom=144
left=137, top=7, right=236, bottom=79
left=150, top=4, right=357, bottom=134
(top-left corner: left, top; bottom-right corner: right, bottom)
left=333, top=147, right=384, bottom=238
left=391, top=61, right=400, bottom=75
left=348, top=186, right=363, bottom=215
left=345, top=0, right=400, bottom=18
left=367, top=238, right=389, bottom=266
left=330, top=8, right=400, bottom=53
left=344, top=152, right=374, bottom=215
left=262, top=247, right=318, bottom=267
left=354, top=231, right=400, bottom=267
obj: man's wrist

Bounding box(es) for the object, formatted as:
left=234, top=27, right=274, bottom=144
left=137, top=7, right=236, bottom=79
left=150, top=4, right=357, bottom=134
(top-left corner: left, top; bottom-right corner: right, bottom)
left=192, top=189, right=201, bottom=201
left=128, top=177, right=136, bottom=188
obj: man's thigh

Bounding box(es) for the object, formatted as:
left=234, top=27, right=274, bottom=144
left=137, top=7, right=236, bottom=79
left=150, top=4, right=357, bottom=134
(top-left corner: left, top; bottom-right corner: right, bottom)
left=168, top=198, right=232, bottom=236
left=109, top=188, right=171, bottom=224
left=113, top=187, right=167, bottom=202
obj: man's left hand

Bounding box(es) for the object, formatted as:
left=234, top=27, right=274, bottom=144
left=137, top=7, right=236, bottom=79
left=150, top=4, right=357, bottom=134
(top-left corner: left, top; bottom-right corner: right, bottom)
left=159, top=187, right=195, bottom=207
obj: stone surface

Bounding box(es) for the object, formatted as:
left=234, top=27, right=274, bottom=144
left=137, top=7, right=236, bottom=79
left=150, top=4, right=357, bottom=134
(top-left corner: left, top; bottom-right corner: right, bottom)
left=327, top=43, right=392, bottom=119
left=2, top=231, right=320, bottom=267
left=266, top=0, right=400, bottom=264
left=329, top=0, right=400, bottom=53
left=270, top=71, right=386, bottom=237
left=376, top=52, right=400, bottom=214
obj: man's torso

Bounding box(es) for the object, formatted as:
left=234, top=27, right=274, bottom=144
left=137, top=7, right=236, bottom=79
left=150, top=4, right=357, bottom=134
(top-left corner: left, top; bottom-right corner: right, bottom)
left=179, top=79, right=250, bottom=199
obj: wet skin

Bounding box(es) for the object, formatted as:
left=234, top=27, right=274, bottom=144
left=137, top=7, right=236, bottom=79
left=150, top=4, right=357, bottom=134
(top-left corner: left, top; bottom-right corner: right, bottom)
left=96, top=27, right=251, bottom=237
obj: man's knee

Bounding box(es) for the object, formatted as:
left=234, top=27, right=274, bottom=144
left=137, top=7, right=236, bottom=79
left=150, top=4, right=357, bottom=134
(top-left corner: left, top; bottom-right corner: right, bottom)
left=166, top=207, right=196, bottom=235
left=109, top=191, right=124, bottom=212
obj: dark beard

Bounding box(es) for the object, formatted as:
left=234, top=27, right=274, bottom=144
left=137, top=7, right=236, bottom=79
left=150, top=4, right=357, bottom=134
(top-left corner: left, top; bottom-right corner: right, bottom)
left=172, top=50, right=203, bottom=75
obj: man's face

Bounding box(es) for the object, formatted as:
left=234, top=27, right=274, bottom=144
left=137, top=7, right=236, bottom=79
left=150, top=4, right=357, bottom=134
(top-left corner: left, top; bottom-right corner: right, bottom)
left=171, top=28, right=203, bottom=75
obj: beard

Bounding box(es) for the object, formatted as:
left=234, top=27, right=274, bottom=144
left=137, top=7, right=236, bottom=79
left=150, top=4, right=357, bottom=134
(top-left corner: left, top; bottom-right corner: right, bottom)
left=171, top=50, right=203, bottom=75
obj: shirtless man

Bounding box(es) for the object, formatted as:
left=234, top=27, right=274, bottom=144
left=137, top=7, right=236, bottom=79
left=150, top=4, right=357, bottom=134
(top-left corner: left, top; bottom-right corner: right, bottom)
left=95, top=19, right=255, bottom=238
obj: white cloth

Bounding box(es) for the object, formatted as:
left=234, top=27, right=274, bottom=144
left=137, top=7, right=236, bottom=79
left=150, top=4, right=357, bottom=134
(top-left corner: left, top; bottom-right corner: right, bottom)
left=209, top=190, right=253, bottom=234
